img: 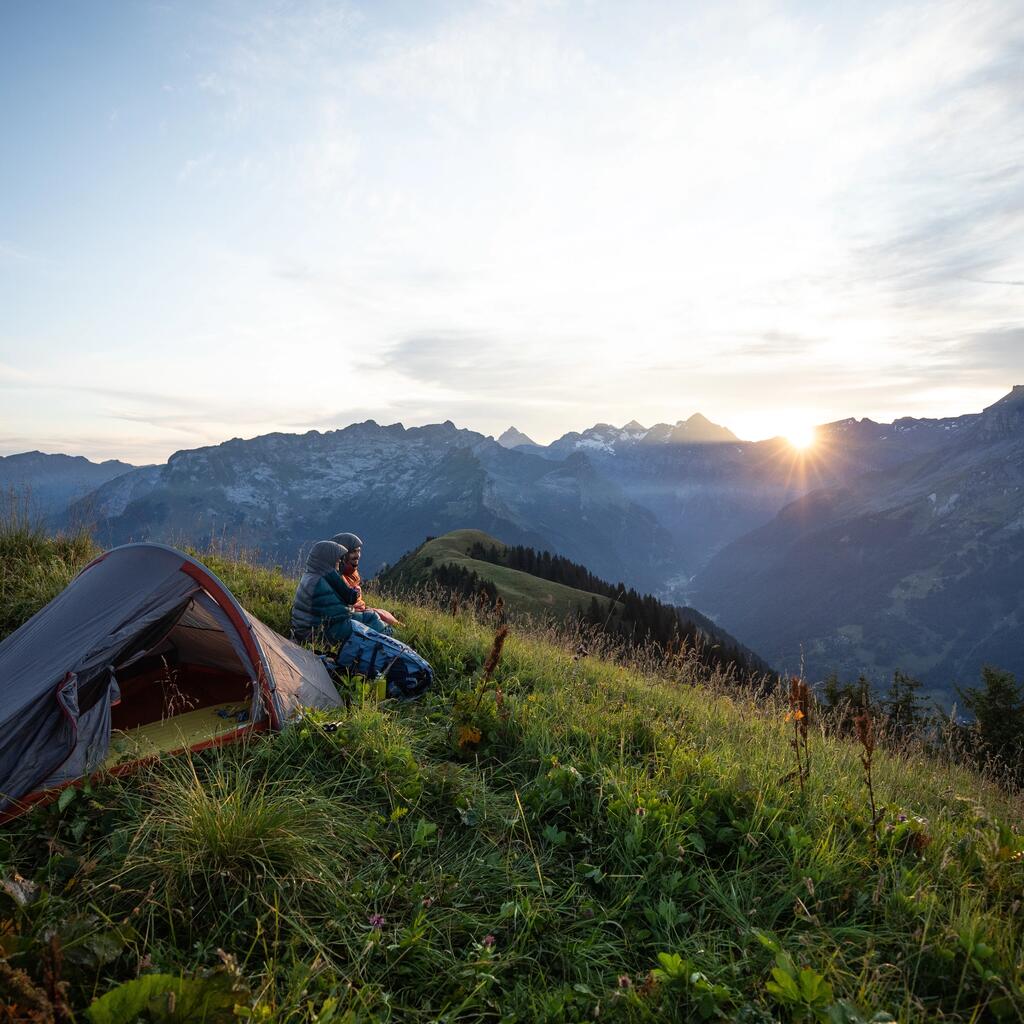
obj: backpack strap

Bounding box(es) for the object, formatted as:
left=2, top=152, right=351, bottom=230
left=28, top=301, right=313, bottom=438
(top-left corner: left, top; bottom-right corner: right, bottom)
left=366, top=641, right=382, bottom=680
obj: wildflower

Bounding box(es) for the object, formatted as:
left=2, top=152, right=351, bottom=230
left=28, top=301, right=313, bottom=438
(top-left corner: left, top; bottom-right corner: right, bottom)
left=637, top=973, right=658, bottom=997
left=635, top=806, right=647, bottom=817
left=854, top=711, right=875, bottom=756
left=787, top=677, right=810, bottom=736
left=482, top=625, right=510, bottom=682
left=786, top=676, right=812, bottom=793
left=457, top=724, right=482, bottom=749
left=909, top=831, right=932, bottom=854
left=482, top=934, right=496, bottom=948
left=618, top=975, right=632, bottom=989
left=368, top=913, right=385, bottom=928
left=854, top=709, right=879, bottom=848
left=422, top=897, right=434, bottom=908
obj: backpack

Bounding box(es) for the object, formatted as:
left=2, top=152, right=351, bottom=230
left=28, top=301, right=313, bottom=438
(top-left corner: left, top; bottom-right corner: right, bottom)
left=332, top=620, right=434, bottom=700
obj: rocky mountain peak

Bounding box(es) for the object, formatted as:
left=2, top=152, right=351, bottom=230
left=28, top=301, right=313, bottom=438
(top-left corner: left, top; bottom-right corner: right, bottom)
left=497, top=426, right=537, bottom=448
left=0, top=451, right=136, bottom=518
left=0, top=451, right=134, bottom=470
left=973, top=385, right=1024, bottom=442
left=668, top=413, right=738, bottom=444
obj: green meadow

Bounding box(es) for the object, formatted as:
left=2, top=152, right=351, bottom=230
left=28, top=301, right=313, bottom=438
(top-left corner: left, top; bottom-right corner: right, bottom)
left=385, top=529, right=617, bottom=621
left=0, top=519, right=1022, bottom=1022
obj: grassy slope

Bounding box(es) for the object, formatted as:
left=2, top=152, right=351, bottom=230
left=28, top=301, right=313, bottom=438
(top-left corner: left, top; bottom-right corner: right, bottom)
left=390, top=528, right=616, bottom=621
left=387, top=531, right=767, bottom=673
left=1, top=525, right=1023, bottom=1022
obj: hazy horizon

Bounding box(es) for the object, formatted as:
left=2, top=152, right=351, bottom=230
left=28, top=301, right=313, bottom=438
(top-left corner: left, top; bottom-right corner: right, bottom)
left=3, top=1, right=1023, bottom=463
left=2, top=384, right=1019, bottom=467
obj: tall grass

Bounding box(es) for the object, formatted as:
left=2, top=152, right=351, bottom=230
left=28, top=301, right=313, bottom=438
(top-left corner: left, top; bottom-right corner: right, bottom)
left=0, top=491, right=96, bottom=640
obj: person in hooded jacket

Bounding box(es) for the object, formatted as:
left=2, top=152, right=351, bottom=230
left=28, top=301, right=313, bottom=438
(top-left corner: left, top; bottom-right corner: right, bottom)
left=291, top=540, right=357, bottom=644
left=331, top=531, right=400, bottom=631
left=294, top=540, right=434, bottom=701
left=291, top=540, right=394, bottom=647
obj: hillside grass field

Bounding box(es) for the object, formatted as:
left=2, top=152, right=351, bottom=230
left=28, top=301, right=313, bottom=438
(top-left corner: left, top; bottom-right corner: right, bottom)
left=0, top=518, right=1023, bottom=1021
left=386, top=529, right=617, bottom=622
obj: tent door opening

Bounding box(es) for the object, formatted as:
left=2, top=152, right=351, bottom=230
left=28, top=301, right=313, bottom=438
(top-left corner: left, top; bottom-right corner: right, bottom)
left=104, top=593, right=257, bottom=766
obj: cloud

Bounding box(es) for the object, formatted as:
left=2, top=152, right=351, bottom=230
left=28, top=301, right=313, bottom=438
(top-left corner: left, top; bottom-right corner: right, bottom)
left=856, top=200, right=1024, bottom=296
left=378, top=330, right=595, bottom=405
left=722, top=331, right=824, bottom=359
left=0, top=431, right=150, bottom=464
left=353, top=5, right=589, bottom=124
left=961, top=277, right=1024, bottom=287
left=954, top=328, right=1024, bottom=371
left=1, top=372, right=218, bottom=413
left=837, top=6, right=1024, bottom=306
left=0, top=361, right=33, bottom=383
left=0, top=241, right=44, bottom=265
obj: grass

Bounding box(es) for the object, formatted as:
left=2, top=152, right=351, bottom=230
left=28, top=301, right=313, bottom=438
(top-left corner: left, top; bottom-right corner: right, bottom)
left=388, top=528, right=617, bottom=621
left=0, top=492, right=95, bottom=638
left=0, top=520, right=1023, bottom=1021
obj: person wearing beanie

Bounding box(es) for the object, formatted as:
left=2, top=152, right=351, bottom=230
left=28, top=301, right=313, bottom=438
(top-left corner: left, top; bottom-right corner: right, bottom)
left=331, top=531, right=401, bottom=632
left=290, top=540, right=363, bottom=643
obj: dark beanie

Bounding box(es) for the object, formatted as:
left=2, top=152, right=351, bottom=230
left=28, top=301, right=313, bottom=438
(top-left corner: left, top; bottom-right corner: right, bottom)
left=332, top=532, right=363, bottom=552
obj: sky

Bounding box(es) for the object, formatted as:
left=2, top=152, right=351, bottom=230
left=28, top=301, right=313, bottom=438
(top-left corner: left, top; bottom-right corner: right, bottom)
left=1, top=0, right=1022, bottom=464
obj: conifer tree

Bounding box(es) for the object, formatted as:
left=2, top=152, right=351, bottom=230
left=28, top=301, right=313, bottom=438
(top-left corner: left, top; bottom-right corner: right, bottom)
left=958, top=666, right=1024, bottom=783
left=883, top=670, right=926, bottom=744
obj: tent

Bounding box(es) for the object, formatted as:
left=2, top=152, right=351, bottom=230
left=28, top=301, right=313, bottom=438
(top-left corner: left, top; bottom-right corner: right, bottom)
left=0, top=543, right=342, bottom=818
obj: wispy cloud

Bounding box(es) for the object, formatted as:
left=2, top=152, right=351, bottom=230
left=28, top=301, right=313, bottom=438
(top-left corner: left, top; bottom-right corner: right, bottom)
left=0, top=241, right=44, bottom=264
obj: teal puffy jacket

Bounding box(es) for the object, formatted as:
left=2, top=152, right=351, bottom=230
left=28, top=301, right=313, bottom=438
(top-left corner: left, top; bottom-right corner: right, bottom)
left=291, top=541, right=360, bottom=642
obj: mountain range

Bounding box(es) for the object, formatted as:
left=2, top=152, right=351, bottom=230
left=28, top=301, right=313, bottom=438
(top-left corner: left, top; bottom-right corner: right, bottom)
left=693, top=386, right=1024, bottom=690
left=11, top=387, right=1021, bottom=693
left=0, top=451, right=134, bottom=517
left=64, top=422, right=675, bottom=593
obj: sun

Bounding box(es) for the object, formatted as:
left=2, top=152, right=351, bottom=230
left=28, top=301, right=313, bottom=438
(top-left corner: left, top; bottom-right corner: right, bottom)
left=785, top=426, right=817, bottom=451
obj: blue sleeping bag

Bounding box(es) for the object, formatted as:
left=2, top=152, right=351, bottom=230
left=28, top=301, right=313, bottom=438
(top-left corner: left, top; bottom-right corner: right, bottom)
left=333, top=620, right=434, bottom=700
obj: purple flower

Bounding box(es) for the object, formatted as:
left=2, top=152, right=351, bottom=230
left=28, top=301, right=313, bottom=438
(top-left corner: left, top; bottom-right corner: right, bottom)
left=482, top=934, right=496, bottom=948
left=898, top=814, right=908, bottom=823
left=368, top=913, right=385, bottom=928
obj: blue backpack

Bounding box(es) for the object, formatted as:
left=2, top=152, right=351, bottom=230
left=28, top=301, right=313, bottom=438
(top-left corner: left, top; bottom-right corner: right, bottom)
left=332, top=620, right=434, bottom=700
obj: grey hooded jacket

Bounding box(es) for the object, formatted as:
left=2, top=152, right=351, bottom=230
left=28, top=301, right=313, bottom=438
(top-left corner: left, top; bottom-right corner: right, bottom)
left=291, top=541, right=360, bottom=642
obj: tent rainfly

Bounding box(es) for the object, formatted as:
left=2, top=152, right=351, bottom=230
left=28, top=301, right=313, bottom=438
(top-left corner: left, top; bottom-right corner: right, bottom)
left=0, top=543, right=342, bottom=819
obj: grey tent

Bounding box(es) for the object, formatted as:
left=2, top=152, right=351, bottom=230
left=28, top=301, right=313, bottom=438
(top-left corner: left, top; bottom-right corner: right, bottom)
left=0, top=543, right=342, bottom=818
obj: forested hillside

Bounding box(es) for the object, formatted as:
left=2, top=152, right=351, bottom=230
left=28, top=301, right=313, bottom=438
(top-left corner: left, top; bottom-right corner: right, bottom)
left=380, top=529, right=769, bottom=678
